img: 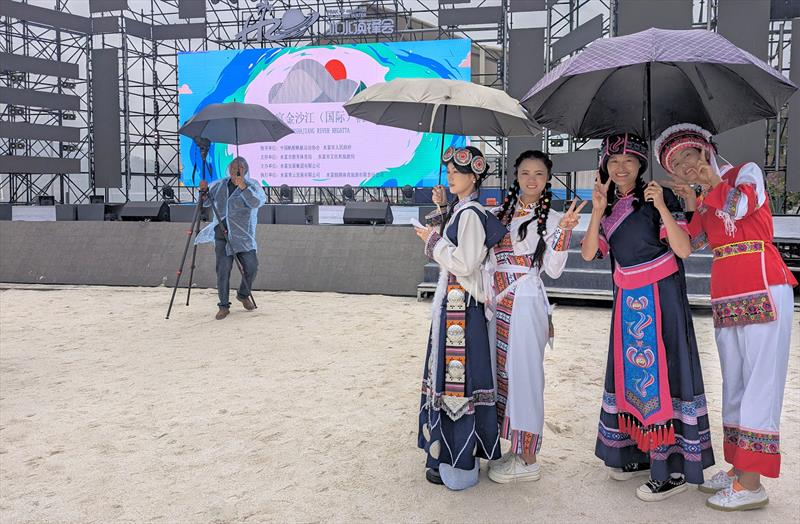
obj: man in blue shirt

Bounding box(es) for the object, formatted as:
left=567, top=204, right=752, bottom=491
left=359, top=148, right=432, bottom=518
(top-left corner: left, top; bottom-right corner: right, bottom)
left=197, top=157, right=266, bottom=319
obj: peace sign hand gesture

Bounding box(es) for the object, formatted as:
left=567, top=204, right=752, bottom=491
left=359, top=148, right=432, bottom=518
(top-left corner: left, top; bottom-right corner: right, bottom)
left=592, top=174, right=611, bottom=213
left=559, top=199, right=588, bottom=230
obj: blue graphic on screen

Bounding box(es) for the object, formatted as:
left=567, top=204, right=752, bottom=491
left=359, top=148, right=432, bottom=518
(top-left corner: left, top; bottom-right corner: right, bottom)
left=178, top=39, right=471, bottom=187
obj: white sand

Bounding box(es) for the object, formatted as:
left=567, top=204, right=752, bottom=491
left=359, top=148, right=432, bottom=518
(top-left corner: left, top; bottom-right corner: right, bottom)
left=0, top=285, right=798, bottom=523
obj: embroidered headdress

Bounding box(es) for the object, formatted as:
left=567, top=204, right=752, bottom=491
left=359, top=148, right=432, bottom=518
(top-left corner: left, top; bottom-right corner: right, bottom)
left=654, top=123, right=716, bottom=173
left=599, top=133, right=648, bottom=176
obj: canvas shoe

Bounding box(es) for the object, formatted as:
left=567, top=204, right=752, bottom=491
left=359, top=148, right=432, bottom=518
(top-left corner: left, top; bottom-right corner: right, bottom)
left=706, top=482, right=769, bottom=512
left=636, top=476, right=688, bottom=502
left=488, top=454, right=541, bottom=483
left=698, top=469, right=736, bottom=494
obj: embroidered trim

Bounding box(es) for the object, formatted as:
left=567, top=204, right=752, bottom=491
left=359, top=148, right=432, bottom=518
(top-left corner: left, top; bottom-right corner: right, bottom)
left=422, top=386, right=496, bottom=417
left=602, top=391, right=708, bottom=426
left=601, top=194, right=635, bottom=239
left=723, top=187, right=742, bottom=215
left=711, top=291, right=776, bottom=328
left=493, top=231, right=535, bottom=268
left=550, top=226, right=571, bottom=251
left=712, top=240, right=764, bottom=260
left=691, top=232, right=708, bottom=251
left=724, top=426, right=779, bottom=455
left=596, top=422, right=711, bottom=461
left=424, top=231, right=442, bottom=258
left=501, top=417, right=542, bottom=456
left=435, top=274, right=473, bottom=420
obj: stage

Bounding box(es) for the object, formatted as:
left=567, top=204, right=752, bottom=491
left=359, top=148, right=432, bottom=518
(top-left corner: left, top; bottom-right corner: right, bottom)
left=0, top=221, right=428, bottom=297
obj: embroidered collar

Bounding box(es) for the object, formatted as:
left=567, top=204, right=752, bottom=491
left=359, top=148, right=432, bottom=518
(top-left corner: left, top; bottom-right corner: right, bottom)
left=454, top=192, right=479, bottom=213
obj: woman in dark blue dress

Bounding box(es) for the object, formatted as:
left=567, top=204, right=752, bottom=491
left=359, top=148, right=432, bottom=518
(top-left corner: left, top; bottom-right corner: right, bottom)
left=413, top=146, right=505, bottom=490
left=581, top=133, right=715, bottom=502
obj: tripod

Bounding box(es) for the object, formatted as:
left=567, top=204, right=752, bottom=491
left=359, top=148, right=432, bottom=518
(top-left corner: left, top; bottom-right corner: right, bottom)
left=165, top=138, right=258, bottom=319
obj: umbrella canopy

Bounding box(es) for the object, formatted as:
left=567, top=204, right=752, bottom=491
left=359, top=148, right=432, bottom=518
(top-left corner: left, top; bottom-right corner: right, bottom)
left=344, top=78, right=540, bottom=137
left=178, top=101, right=293, bottom=145
left=520, top=28, right=797, bottom=139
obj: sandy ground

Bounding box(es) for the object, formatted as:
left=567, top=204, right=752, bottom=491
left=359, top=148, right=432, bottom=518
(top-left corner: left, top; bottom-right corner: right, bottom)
left=0, top=285, right=798, bottom=523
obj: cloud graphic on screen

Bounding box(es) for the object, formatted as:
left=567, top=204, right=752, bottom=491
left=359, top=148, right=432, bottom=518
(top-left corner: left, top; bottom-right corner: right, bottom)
left=178, top=83, right=193, bottom=95
left=268, top=59, right=359, bottom=103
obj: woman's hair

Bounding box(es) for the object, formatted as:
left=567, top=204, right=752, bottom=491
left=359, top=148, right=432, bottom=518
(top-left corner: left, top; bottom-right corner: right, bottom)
left=439, top=146, right=490, bottom=235
left=496, top=150, right=553, bottom=265
left=228, top=156, right=249, bottom=176
left=599, top=156, right=646, bottom=217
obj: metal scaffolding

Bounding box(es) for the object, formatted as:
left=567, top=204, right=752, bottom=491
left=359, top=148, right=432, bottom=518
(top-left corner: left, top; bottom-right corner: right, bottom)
left=1, top=0, right=794, bottom=206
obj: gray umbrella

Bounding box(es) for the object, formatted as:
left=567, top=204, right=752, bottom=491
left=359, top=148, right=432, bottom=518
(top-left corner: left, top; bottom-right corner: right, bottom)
left=344, top=78, right=539, bottom=137
left=178, top=101, right=293, bottom=146
left=344, top=78, right=539, bottom=184
left=520, top=28, right=797, bottom=139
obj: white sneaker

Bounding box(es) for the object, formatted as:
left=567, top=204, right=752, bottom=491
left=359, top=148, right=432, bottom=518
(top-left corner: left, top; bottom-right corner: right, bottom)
left=488, top=454, right=541, bottom=483
left=489, top=451, right=514, bottom=467
left=698, top=469, right=736, bottom=494
left=706, top=485, right=769, bottom=512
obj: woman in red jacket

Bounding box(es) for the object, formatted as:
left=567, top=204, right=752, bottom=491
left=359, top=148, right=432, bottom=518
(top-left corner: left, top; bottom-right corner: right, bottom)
left=656, top=123, right=797, bottom=512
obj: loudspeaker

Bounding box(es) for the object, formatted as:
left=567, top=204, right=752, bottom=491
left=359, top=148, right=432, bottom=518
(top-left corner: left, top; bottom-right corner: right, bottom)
left=76, top=204, right=106, bottom=221
left=119, top=201, right=170, bottom=222
left=274, top=204, right=319, bottom=225
left=37, top=195, right=55, bottom=206
left=168, top=204, right=209, bottom=223
left=89, top=195, right=105, bottom=204
left=343, top=202, right=394, bottom=225
left=55, top=204, right=77, bottom=221
left=0, top=203, right=11, bottom=221
left=257, top=205, right=275, bottom=224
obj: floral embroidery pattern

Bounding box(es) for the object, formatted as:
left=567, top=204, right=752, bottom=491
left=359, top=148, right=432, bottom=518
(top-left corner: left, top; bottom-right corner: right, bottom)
left=711, top=291, right=776, bottom=328
left=724, top=426, right=779, bottom=454
left=712, top=240, right=764, bottom=260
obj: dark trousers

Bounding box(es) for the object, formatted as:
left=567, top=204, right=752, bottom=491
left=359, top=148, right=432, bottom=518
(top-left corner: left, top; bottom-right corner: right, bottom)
left=214, top=238, right=258, bottom=308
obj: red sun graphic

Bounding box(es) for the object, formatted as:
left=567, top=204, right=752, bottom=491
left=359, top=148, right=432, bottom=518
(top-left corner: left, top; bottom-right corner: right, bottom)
left=324, top=59, right=347, bottom=81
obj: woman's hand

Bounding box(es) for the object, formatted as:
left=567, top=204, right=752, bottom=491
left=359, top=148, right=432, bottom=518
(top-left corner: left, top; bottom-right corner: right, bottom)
left=644, top=181, right=667, bottom=212
left=592, top=174, right=610, bottom=213
left=415, top=225, right=434, bottom=243
left=432, top=185, right=447, bottom=206
left=558, top=199, right=587, bottom=230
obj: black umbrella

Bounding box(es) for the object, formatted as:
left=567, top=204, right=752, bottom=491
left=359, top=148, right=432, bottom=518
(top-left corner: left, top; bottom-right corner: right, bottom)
left=521, top=28, right=797, bottom=140
left=178, top=101, right=294, bottom=147
left=178, top=101, right=293, bottom=183
left=168, top=101, right=290, bottom=318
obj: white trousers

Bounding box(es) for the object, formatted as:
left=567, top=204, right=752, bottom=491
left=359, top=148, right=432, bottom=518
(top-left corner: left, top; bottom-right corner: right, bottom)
left=715, top=284, right=794, bottom=477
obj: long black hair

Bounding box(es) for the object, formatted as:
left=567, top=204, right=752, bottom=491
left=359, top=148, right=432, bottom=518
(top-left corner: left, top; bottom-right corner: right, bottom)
left=496, top=150, right=553, bottom=265
left=439, top=146, right=489, bottom=235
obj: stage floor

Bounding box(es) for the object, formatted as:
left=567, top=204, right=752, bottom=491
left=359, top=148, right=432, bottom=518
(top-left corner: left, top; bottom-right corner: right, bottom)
left=1, top=285, right=798, bottom=522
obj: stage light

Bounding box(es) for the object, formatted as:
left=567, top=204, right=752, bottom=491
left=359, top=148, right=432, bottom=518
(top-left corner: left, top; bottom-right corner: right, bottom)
left=401, top=185, right=414, bottom=200
left=60, top=143, right=77, bottom=152
left=343, top=184, right=355, bottom=201
left=162, top=186, right=175, bottom=202
left=279, top=184, right=293, bottom=203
